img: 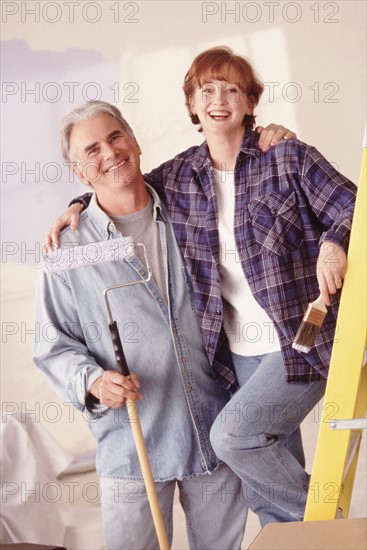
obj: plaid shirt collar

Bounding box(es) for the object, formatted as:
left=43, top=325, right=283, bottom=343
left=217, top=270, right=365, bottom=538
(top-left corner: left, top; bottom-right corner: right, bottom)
left=191, top=129, right=261, bottom=174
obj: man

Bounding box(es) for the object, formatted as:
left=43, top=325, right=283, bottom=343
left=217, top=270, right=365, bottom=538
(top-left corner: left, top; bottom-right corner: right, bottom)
left=34, top=101, right=248, bottom=550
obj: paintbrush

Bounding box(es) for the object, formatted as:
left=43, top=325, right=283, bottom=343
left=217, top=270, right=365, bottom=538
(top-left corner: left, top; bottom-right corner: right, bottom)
left=292, top=294, right=328, bottom=353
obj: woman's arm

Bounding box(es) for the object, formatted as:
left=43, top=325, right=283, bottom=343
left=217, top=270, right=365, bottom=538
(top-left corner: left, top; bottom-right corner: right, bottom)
left=43, top=200, right=87, bottom=252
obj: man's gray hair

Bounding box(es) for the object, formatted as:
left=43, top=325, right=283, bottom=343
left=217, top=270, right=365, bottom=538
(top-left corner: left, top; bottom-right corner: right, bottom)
left=61, top=100, right=134, bottom=163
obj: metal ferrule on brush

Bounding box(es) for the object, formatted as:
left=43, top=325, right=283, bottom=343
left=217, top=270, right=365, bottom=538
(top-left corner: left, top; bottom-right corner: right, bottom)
left=302, top=303, right=327, bottom=326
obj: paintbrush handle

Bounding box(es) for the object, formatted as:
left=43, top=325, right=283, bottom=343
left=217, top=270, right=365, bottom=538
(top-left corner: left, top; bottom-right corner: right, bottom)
left=311, top=294, right=328, bottom=313
left=109, top=321, right=131, bottom=377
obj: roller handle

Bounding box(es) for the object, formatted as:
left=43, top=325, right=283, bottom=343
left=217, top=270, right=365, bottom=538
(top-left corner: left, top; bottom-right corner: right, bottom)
left=108, top=320, right=170, bottom=549
left=109, top=321, right=131, bottom=377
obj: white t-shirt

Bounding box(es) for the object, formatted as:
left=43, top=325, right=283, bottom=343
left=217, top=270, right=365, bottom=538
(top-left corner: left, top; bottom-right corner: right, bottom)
left=213, top=168, right=281, bottom=356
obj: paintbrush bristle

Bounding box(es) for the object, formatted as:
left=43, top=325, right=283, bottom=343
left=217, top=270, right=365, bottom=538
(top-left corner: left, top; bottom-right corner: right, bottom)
left=292, top=302, right=327, bottom=353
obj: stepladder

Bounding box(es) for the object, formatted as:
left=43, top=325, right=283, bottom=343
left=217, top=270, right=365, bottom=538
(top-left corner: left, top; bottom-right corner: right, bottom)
left=304, top=141, right=367, bottom=521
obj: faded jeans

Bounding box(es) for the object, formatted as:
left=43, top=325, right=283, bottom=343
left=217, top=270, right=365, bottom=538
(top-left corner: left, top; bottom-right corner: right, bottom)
left=100, top=463, right=248, bottom=549
left=210, top=351, right=326, bottom=526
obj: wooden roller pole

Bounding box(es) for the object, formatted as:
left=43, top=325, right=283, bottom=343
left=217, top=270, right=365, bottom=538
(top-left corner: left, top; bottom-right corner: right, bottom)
left=126, top=398, right=170, bottom=550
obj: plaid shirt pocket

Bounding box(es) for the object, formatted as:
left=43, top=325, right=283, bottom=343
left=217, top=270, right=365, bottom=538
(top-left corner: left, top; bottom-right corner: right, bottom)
left=248, top=190, right=303, bottom=255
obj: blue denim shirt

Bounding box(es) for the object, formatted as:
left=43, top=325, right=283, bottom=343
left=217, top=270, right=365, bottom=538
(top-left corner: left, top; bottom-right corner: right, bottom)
left=34, top=187, right=229, bottom=480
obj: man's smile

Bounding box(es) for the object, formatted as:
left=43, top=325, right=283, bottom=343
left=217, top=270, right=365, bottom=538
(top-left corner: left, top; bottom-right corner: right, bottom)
left=105, top=159, right=128, bottom=173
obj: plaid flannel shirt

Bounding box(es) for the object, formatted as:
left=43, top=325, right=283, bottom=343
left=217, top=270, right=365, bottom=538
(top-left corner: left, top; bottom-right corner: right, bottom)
left=72, top=130, right=356, bottom=391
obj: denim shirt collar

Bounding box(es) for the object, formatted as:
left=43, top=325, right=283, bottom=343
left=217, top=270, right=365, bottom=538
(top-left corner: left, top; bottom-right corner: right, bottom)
left=87, top=183, right=166, bottom=239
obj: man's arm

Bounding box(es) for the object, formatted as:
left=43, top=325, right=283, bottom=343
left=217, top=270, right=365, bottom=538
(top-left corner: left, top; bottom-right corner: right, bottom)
left=89, top=370, right=141, bottom=409
left=33, top=269, right=141, bottom=415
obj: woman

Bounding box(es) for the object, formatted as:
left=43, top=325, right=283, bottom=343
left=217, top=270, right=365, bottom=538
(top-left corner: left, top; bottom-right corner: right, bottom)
left=45, top=47, right=356, bottom=525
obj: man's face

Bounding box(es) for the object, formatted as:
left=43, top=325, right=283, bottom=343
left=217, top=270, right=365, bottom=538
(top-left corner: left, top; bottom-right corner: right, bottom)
left=70, top=113, right=142, bottom=191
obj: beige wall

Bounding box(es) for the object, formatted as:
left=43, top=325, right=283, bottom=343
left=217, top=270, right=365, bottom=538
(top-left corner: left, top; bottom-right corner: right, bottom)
left=3, top=1, right=366, bottom=174
left=1, top=1, right=366, bottom=260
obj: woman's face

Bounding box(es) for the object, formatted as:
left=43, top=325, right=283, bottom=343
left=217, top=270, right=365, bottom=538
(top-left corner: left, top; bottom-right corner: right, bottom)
left=189, top=74, right=253, bottom=140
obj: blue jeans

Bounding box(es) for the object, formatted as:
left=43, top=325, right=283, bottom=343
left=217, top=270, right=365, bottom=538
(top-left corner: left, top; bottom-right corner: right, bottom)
left=100, top=463, right=247, bottom=549
left=210, top=351, right=326, bottom=526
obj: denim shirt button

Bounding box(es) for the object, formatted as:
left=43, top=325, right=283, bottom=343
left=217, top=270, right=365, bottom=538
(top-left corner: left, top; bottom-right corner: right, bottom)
left=181, top=356, right=187, bottom=363
left=139, top=269, right=145, bottom=276
left=157, top=298, right=162, bottom=304
left=187, top=386, right=193, bottom=392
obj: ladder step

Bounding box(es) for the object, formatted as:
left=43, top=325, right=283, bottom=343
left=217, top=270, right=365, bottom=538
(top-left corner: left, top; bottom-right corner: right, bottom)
left=329, top=418, right=367, bottom=430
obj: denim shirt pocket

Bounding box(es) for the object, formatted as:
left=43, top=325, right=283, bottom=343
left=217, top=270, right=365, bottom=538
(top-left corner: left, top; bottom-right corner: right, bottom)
left=247, top=190, right=303, bottom=256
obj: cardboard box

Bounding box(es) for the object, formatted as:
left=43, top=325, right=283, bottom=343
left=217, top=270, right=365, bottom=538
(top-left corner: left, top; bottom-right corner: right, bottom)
left=248, top=517, right=367, bottom=550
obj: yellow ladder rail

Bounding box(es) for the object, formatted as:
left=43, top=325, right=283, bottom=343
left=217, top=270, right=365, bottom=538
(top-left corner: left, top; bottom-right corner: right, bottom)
left=304, top=144, right=367, bottom=521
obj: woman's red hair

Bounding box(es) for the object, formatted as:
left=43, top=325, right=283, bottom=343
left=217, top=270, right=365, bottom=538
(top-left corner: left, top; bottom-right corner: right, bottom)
left=183, top=46, right=264, bottom=130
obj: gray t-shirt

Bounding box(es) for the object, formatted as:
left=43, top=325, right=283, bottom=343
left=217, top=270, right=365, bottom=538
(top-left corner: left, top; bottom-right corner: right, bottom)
left=110, top=195, right=167, bottom=301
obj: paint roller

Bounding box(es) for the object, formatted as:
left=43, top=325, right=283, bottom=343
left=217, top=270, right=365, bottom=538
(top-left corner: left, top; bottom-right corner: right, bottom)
left=43, top=236, right=170, bottom=550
